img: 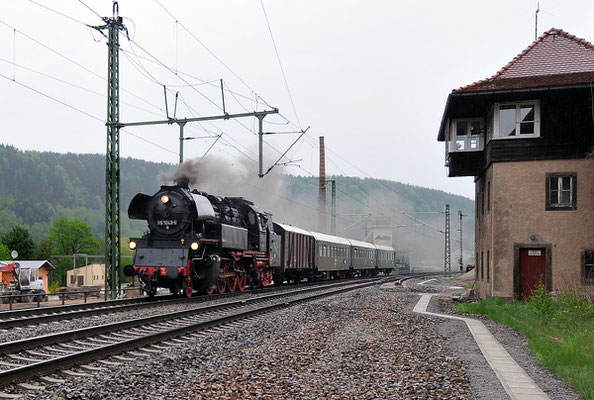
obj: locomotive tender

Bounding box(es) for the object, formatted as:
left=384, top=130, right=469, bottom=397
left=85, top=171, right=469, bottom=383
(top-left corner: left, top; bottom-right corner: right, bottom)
left=124, top=182, right=397, bottom=297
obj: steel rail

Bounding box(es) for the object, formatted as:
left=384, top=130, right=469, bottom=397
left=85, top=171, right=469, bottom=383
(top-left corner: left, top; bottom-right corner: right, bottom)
left=0, top=278, right=389, bottom=355
left=0, top=295, right=164, bottom=320
left=0, top=275, right=392, bottom=329
left=0, top=280, right=381, bottom=386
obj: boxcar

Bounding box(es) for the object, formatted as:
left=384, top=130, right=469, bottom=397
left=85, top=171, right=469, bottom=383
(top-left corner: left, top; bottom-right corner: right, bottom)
left=273, top=223, right=315, bottom=283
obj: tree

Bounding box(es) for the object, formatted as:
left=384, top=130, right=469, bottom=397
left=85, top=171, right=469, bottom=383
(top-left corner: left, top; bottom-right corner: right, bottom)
left=35, top=237, right=54, bottom=260
left=47, top=217, right=100, bottom=255
left=45, top=218, right=101, bottom=286
left=0, top=226, right=36, bottom=259
left=0, top=244, right=10, bottom=260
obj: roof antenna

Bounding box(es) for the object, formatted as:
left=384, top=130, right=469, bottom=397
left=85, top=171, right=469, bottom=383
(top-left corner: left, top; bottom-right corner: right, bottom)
left=534, top=2, right=540, bottom=41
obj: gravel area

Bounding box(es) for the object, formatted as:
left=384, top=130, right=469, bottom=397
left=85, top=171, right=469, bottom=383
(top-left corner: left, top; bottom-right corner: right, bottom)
left=0, top=275, right=582, bottom=399
left=0, top=288, right=311, bottom=344
left=27, top=285, right=472, bottom=400
left=408, top=274, right=581, bottom=399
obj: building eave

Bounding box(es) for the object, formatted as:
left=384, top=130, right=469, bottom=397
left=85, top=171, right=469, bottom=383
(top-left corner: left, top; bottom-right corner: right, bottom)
left=437, top=82, right=592, bottom=142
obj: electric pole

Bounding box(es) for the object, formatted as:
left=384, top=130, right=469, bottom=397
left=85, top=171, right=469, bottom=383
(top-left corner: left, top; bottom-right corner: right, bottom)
left=94, top=2, right=126, bottom=299
left=95, top=3, right=281, bottom=299
left=444, top=204, right=451, bottom=272
left=178, top=121, right=187, bottom=164
left=458, top=210, right=466, bottom=272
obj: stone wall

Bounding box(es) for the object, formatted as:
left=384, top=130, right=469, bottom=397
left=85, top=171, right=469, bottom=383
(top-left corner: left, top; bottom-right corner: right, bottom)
left=474, top=157, right=594, bottom=299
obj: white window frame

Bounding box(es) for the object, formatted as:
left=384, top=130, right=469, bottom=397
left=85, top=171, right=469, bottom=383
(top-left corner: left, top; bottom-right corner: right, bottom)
left=492, top=100, right=540, bottom=139
left=550, top=177, right=572, bottom=205
left=450, top=118, right=485, bottom=152
left=546, top=173, right=577, bottom=210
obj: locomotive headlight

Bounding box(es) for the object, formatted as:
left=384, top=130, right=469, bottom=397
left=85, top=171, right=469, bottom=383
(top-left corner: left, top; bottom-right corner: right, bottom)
left=161, top=195, right=170, bottom=204
left=129, top=241, right=137, bottom=250
left=190, top=242, right=199, bottom=251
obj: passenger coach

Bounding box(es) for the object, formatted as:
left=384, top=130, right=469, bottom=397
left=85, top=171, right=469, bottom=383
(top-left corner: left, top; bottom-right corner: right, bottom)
left=311, top=231, right=351, bottom=279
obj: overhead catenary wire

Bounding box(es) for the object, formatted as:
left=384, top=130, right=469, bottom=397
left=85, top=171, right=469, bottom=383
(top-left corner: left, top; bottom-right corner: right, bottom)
left=0, top=72, right=101, bottom=122
left=259, top=0, right=302, bottom=129
left=1, top=71, right=433, bottom=242
left=2, top=4, right=371, bottom=232
left=0, top=72, right=180, bottom=157
left=123, top=36, right=296, bottom=166
left=25, top=0, right=429, bottom=216
left=21, top=2, right=290, bottom=163
left=0, top=18, right=166, bottom=114
left=148, top=0, right=301, bottom=159
left=126, top=38, right=223, bottom=112
left=153, top=0, right=257, bottom=96
left=28, top=0, right=91, bottom=27
left=12, top=67, right=342, bottom=224
left=77, top=0, right=106, bottom=21
left=2, top=2, right=448, bottom=244
left=0, top=56, right=163, bottom=117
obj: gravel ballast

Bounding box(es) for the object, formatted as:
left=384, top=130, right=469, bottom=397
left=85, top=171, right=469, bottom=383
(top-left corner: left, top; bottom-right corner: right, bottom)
left=31, top=285, right=471, bottom=399
left=3, top=276, right=582, bottom=399
left=0, top=288, right=311, bottom=344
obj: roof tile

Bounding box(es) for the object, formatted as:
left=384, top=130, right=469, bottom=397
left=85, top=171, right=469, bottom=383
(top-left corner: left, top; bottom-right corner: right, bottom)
left=455, top=28, right=594, bottom=93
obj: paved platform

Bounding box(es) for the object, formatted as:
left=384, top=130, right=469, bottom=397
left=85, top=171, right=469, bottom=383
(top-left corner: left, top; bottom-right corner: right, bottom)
left=413, top=293, right=551, bottom=400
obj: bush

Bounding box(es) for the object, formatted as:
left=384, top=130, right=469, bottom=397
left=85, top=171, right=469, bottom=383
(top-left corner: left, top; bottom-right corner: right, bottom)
left=48, top=281, right=64, bottom=294
left=553, top=289, right=594, bottom=329
left=529, top=282, right=555, bottom=321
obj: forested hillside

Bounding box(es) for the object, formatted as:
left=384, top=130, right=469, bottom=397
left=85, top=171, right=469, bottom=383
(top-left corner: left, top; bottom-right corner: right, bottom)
left=0, top=145, right=474, bottom=267
left=0, top=144, right=169, bottom=240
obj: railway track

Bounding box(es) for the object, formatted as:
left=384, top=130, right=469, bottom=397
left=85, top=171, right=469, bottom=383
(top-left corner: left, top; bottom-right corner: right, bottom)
left=0, top=277, right=380, bottom=330
left=0, top=277, right=388, bottom=390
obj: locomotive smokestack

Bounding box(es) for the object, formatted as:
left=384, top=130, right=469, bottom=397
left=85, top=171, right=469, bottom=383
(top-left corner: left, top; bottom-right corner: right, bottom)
left=176, top=177, right=190, bottom=188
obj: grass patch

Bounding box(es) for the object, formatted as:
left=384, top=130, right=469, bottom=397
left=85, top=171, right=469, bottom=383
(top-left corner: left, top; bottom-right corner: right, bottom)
left=456, top=286, right=594, bottom=400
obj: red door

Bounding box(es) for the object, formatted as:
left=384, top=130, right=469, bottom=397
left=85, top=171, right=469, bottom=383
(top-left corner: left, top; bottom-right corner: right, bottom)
left=519, top=248, right=546, bottom=300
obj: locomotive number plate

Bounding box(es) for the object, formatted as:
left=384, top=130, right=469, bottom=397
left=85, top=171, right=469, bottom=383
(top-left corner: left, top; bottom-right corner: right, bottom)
left=157, top=220, right=178, bottom=226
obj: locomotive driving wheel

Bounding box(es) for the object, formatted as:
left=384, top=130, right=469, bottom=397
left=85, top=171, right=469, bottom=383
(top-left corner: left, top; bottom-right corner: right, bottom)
left=184, top=278, right=193, bottom=298
left=216, top=278, right=226, bottom=294
left=237, top=274, right=247, bottom=292
left=227, top=277, right=238, bottom=292
left=146, top=282, right=157, bottom=298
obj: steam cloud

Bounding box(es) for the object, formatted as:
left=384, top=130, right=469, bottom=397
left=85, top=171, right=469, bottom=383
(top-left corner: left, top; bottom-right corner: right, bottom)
left=158, top=155, right=474, bottom=271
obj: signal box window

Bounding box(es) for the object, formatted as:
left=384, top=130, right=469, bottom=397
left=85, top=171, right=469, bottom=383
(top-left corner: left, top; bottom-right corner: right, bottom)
left=492, top=101, right=540, bottom=139
left=546, top=174, right=577, bottom=210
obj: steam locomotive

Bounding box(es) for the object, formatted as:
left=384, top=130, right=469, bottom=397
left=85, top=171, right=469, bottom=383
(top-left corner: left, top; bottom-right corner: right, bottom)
left=124, top=181, right=397, bottom=297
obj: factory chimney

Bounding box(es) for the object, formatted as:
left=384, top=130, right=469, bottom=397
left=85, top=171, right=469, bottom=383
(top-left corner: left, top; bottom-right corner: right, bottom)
left=318, top=136, right=327, bottom=232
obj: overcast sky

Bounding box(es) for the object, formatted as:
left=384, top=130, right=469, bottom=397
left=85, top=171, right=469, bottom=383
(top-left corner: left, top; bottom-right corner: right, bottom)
left=1, top=0, right=593, bottom=199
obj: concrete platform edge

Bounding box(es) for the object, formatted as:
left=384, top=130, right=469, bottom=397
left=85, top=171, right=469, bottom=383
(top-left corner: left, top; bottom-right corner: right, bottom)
left=413, top=293, right=550, bottom=400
